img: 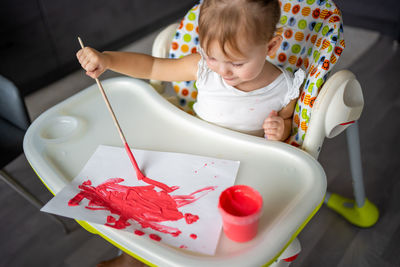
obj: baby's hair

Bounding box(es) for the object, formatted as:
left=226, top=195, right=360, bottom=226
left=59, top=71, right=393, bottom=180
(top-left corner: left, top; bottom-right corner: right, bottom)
left=199, top=0, right=280, bottom=58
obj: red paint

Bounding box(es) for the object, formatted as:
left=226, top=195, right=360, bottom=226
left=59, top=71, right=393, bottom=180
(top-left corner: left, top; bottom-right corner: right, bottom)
left=124, top=143, right=143, bottom=178
left=179, top=245, right=187, bottom=249
left=107, top=216, right=116, bottom=223
left=69, top=178, right=216, bottom=238
left=190, top=234, right=197, bottom=239
left=134, top=229, right=145, bottom=236
left=184, top=213, right=199, bottom=224
left=173, top=186, right=216, bottom=207
left=340, top=120, right=355, bottom=126
left=219, top=186, right=262, bottom=216
left=149, top=234, right=161, bottom=241
left=194, top=162, right=215, bottom=174
left=124, top=143, right=176, bottom=193
left=218, top=185, right=263, bottom=242
left=283, top=253, right=299, bottom=262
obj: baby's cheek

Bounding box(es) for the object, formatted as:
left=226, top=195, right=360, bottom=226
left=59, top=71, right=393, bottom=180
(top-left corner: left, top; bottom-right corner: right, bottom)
left=240, top=68, right=258, bottom=80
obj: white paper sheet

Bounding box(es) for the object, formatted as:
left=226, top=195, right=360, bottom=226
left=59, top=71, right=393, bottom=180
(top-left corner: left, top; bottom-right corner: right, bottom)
left=42, top=145, right=239, bottom=255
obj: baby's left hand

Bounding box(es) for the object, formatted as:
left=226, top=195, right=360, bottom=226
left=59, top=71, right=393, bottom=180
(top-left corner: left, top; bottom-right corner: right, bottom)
left=263, top=110, right=284, bottom=141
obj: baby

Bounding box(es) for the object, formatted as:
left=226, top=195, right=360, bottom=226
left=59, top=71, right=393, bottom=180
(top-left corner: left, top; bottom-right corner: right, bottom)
left=77, top=0, right=304, bottom=142
left=78, top=0, right=305, bottom=265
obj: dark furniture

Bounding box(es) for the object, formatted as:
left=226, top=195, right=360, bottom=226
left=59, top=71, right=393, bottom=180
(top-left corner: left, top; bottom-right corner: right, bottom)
left=0, top=75, right=70, bottom=233
left=0, top=0, right=197, bottom=96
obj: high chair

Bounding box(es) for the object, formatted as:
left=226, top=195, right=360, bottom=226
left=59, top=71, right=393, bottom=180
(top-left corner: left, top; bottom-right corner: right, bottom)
left=22, top=1, right=376, bottom=266
left=24, top=76, right=326, bottom=267
left=150, top=0, right=379, bottom=264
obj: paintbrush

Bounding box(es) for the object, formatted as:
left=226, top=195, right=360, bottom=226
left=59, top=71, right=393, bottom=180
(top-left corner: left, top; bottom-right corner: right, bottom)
left=77, top=37, right=147, bottom=182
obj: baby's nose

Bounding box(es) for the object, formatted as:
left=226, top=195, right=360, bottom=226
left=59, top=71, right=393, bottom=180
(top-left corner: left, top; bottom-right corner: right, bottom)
left=219, top=64, right=232, bottom=76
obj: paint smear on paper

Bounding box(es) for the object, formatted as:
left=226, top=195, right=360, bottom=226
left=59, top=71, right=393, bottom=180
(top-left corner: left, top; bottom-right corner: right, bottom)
left=68, top=177, right=216, bottom=238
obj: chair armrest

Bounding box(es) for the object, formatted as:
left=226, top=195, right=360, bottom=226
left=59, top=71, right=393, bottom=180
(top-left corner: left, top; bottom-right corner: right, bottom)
left=150, top=23, right=180, bottom=93
left=302, top=70, right=364, bottom=158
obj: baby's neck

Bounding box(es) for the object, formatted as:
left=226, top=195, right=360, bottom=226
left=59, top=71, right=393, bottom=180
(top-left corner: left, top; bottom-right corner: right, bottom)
left=235, top=61, right=282, bottom=92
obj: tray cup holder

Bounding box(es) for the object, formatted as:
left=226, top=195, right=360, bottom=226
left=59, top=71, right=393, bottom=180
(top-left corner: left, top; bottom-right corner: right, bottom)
left=40, top=116, right=81, bottom=143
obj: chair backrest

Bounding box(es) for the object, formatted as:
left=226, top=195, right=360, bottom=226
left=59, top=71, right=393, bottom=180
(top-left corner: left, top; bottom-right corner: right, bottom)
left=0, top=75, right=30, bottom=168
left=0, top=75, right=30, bottom=131
left=169, top=0, right=345, bottom=147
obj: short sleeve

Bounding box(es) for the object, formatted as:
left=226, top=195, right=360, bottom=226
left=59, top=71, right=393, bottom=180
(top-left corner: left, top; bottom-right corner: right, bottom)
left=196, top=48, right=211, bottom=83
left=283, top=68, right=305, bottom=106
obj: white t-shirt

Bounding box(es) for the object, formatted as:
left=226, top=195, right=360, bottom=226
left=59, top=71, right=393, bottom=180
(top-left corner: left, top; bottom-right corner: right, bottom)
left=193, top=53, right=305, bottom=136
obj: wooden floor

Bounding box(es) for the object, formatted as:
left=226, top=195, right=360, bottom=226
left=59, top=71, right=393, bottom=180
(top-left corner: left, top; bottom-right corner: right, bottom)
left=1, top=35, right=399, bottom=266
left=294, top=35, right=400, bottom=267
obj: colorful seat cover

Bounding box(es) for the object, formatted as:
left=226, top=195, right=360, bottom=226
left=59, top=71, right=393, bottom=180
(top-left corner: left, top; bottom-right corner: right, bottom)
left=169, top=0, right=345, bottom=147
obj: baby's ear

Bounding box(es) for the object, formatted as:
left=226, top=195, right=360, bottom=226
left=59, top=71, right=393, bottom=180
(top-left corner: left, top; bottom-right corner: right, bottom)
left=266, top=35, right=283, bottom=57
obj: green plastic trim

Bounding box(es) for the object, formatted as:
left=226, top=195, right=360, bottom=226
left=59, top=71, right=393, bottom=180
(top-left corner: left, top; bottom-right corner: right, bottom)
left=326, top=193, right=379, bottom=228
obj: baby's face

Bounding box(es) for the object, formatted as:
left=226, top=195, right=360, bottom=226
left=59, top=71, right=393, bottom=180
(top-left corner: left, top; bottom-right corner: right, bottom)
left=204, top=40, right=269, bottom=91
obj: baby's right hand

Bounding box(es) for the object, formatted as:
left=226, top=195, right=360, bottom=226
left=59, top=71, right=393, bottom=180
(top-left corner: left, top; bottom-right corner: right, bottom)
left=76, top=47, right=108, bottom=79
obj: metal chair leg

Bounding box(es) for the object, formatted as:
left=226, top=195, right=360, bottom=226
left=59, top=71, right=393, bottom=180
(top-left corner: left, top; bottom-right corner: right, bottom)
left=0, top=169, right=71, bottom=233
left=324, top=122, right=379, bottom=227
left=346, top=121, right=366, bottom=207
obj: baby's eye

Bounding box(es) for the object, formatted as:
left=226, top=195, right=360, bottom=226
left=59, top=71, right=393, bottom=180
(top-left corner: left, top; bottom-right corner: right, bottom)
left=232, top=63, right=244, bottom=67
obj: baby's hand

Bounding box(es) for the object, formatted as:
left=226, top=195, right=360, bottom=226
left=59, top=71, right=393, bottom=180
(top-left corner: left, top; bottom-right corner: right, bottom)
left=263, top=110, right=285, bottom=141
left=76, top=47, right=108, bottom=79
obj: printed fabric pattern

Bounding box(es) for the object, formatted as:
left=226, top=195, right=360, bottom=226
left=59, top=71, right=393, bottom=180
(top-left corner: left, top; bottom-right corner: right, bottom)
left=168, top=0, right=345, bottom=147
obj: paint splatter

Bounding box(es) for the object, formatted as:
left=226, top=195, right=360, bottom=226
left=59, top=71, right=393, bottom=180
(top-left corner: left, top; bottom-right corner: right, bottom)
left=149, top=234, right=161, bottom=241
left=194, top=162, right=215, bottom=174
left=184, top=213, right=199, bottom=224
left=68, top=178, right=217, bottom=238
left=190, top=234, right=197, bottom=239
left=134, top=230, right=145, bottom=236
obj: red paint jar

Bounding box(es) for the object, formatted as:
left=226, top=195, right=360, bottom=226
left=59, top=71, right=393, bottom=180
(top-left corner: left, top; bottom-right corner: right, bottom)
left=218, top=185, right=263, bottom=242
